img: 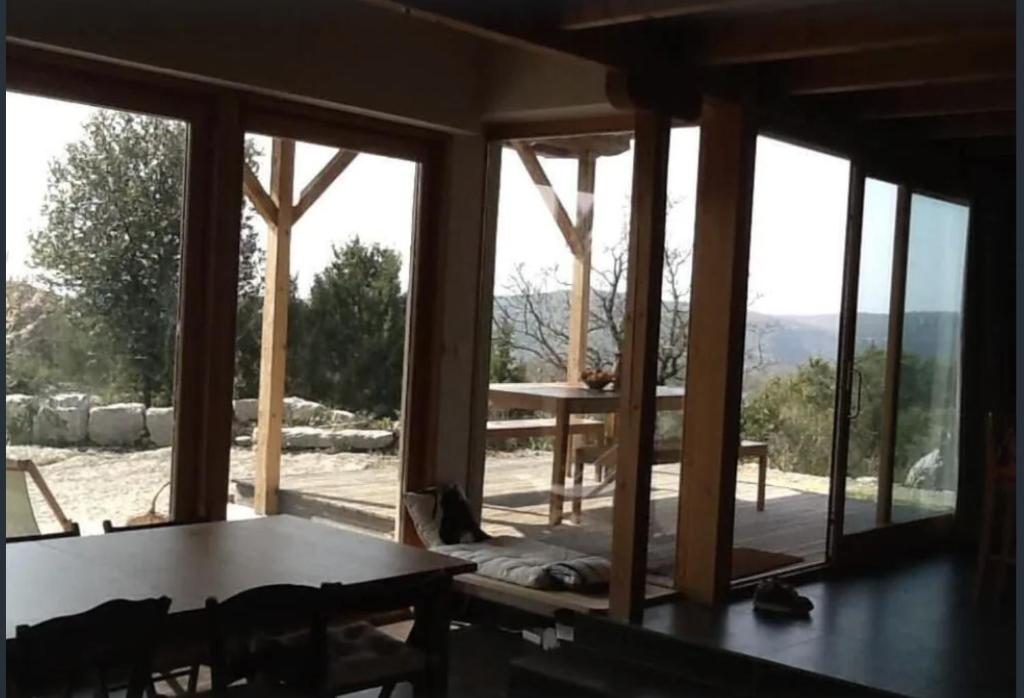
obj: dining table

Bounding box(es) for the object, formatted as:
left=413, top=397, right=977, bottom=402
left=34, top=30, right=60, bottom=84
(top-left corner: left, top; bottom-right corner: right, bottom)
left=6, top=515, right=476, bottom=689
left=489, top=382, right=685, bottom=524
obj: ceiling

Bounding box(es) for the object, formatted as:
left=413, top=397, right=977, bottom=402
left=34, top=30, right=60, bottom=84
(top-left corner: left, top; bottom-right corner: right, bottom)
left=373, top=0, right=1015, bottom=168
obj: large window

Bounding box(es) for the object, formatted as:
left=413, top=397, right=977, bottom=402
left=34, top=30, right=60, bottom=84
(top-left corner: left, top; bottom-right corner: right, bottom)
left=228, top=133, right=419, bottom=538
left=893, top=194, right=969, bottom=519
left=736, top=136, right=851, bottom=576
left=6, top=92, right=187, bottom=534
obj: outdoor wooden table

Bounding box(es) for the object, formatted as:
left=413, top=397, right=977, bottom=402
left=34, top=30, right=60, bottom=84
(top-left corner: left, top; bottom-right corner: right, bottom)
left=489, top=382, right=685, bottom=524
left=6, top=515, right=475, bottom=689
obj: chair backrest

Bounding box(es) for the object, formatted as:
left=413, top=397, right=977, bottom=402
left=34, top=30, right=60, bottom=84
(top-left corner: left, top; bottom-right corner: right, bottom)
left=323, top=572, right=451, bottom=649
left=13, top=596, right=171, bottom=698
left=204, top=584, right=328, bottom=692
left=102, top=519, right=180, bottom=534
left=8, top=522, right=82, bottom=544
left=6, top=468, right=40, bottom=538
left=323, top=572, right=449, bottom=617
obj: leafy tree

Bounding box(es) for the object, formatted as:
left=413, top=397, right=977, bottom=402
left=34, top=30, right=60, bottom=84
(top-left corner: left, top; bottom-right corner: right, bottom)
left=29, top=111, right=262, bottom=405
left=490, top=320, right=527, bottom=383
left=742, top=357, right=837, bottom=476
left=742, top=346, right=959, bottom=483
left=293, top=238, right=407, bottom=417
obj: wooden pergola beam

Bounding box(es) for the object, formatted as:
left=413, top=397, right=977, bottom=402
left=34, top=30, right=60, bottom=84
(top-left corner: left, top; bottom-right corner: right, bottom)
left=254, top=138, right=296, bottom=515
left=243, top=164, right=278, bottom=224
left=566, top=152, right=596, bottom=383
left=513, top=142, right=583, bottom=256
left=294, top=149, right=359, bottom=222
left=609, top=110, right=670, bottom=622
left=689, top=6, right=1013, bottom=66
left=776, top=38, right=1014, bottom=95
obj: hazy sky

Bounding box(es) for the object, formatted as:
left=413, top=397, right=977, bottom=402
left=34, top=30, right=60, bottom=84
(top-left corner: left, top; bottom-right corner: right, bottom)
left=5, top=91, right=969, bottom=316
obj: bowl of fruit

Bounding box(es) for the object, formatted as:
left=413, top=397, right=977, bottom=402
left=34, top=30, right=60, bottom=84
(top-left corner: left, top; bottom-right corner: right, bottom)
left=581, top=368, right=615, bottom=391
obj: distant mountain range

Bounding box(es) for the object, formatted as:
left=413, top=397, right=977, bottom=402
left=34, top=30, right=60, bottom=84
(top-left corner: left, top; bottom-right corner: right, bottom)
left=493, top=290, right=961, bottom=379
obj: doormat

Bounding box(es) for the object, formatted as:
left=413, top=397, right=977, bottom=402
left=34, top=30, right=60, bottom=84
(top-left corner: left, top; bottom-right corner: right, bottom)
left=732, top=547, right=804, bottom=579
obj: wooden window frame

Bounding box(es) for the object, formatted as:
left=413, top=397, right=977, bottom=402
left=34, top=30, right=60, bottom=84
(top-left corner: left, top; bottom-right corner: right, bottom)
left=6, top=43, right=447, bottom=528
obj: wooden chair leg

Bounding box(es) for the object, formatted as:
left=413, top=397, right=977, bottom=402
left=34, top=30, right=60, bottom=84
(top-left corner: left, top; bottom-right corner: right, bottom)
left=756, top=454, right=767, bottom=512
left=186, top=664, right=200, bottom=695
left=572, top=458, right=584, bottom=524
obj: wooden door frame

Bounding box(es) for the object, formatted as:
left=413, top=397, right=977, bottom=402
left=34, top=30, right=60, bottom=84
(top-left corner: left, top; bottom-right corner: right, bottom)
left=234, top=94, right=448, bottom=539
left=826, top=163, right=867, bottom=561
left=829, top=177, right=972, bottom=566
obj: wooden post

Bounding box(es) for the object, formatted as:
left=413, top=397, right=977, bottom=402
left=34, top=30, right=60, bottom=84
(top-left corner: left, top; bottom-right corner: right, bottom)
left=676, top=96, right=757, bottom=605
left=254, top=138, right=295, bottom=515
left=567, top=152, right=596, bottom=383
left=609, top=110, right=671, bottom=623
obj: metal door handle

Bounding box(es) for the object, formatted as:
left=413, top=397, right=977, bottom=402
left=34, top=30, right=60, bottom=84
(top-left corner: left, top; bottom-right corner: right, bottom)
left=850, top=367, right=863, bottom=420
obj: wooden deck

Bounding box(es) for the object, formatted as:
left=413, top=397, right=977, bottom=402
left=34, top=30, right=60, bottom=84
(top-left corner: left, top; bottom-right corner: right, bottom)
left=232, top=450, right=933, bottom=580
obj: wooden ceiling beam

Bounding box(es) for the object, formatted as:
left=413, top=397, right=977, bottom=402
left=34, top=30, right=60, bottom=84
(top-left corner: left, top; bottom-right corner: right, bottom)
left=560, top=0, right=855, bottom=30
left=906, top=113, right=1016, bottom=141
left=774, top=38, right=1014, bottom=95
left=824, top=82, right=1017, bottom=120
left=688, top=5, right=1013, bottom=65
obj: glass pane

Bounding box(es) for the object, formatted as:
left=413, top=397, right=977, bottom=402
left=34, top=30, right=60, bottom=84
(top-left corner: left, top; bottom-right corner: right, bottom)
left=647, top=126, right=699, bottom=581
left=5, top=92, right=186, bottom=535
left=483, top=133, right=634, bottom=596
left=892, top=194, right=969, bottom=521
left=843, top=178, right=898, bottom=535
left=229, top=134, right=418, bottom=537
left=736, top=136, right=850, bottom=577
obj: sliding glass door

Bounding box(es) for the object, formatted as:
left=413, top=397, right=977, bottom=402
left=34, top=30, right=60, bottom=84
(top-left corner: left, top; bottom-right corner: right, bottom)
left=829, top=175, right=970, bottom=558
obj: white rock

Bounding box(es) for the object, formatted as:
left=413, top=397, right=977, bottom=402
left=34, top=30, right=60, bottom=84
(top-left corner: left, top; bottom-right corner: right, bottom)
left=329, top=409, right=356, bottom=424
left=6, top=394, right=37, bottom=445
left=145, top=407, right=175, bottom=448
left=49, top=392, right=102, bottom=410
left=88, top=403, right=146, bottom=446
left=263, top=426, right=396, bottom=452
left=284, top=397, right=329, bottom=425
left=233, top=398, right=259, bottom=423
left=904, top=449, right=943, bottom=489
left=32, top=405, right=88, bottom=445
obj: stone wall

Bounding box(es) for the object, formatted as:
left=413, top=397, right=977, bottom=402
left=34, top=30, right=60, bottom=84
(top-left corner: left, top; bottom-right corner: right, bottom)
left=4, top=394, right=395, bottom=452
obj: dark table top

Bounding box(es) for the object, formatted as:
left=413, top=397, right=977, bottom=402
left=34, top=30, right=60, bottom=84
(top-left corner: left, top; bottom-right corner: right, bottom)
left=6, top=515, right=474, bottom=639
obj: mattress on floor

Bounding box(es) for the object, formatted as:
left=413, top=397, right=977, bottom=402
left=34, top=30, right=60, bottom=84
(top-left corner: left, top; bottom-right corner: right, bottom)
left=434, top=536, right=610, bottom=591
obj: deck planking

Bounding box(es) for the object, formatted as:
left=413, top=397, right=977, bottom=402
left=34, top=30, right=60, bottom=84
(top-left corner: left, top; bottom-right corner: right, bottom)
left=233, top=452, right=937, bottom=579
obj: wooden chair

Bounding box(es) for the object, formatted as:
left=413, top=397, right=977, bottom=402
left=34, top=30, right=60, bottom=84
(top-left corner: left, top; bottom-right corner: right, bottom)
left=12, top=596, right=172, bottom=698
left=319, top=572, right=452, bottom=698
left=203, top=584, right=328, bottom=698
left=102, top=518, right=201, bottom=695
left=7, top=522, right=81, bottom=543
left=247, top=574, right=451, bottom=698
left=6, top=458, right=76, bottom=539
left=974, top=411, right=1015, bottom=604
